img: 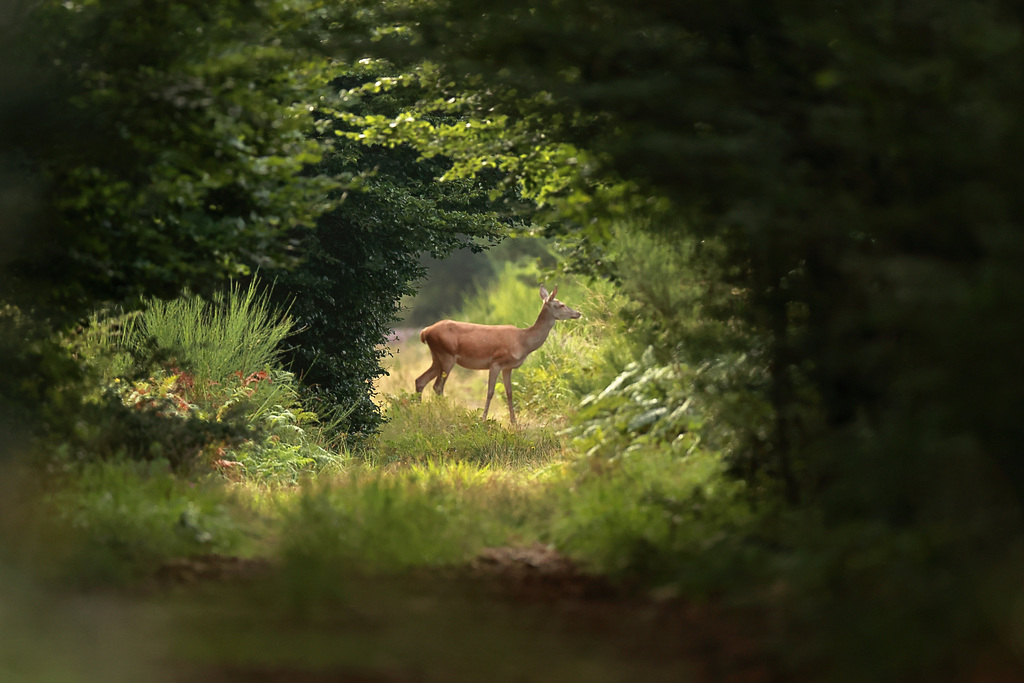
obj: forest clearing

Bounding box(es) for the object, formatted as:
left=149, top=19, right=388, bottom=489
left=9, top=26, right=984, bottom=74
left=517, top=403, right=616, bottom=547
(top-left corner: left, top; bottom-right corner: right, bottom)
left=3, top=1, right=1024, bottom=681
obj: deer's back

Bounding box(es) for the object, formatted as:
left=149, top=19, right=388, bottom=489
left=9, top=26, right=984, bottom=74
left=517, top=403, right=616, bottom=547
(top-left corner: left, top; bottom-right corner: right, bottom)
left=420, top=320, right=524, bottom=364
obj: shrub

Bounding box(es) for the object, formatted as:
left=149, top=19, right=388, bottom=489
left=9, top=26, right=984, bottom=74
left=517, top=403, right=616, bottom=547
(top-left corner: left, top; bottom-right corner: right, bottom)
left=119, top=280, right=293, bottom=399
left=52, top=280, right=346, bottom=479
left=550, top=444, right=757, bottom=594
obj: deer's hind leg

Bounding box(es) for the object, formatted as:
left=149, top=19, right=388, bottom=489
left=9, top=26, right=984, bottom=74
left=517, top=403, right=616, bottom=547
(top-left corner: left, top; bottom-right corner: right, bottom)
left=432, top=354, right=456, bottom=395
left=414, top=359, right=440, bottom=394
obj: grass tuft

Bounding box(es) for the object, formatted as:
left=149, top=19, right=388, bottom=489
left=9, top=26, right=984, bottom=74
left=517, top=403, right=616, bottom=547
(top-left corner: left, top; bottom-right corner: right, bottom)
left=120, top=279, right=292, bottom=398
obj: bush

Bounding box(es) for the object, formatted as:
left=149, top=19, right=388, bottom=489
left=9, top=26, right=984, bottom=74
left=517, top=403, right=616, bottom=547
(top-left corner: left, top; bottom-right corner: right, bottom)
left=550, top=444, right=756, bottom=594
left=0, top=306, right=87, bottom=461
left=53, top=280, right=346, bottom=480
left=119, top=280, right=293, bottom=400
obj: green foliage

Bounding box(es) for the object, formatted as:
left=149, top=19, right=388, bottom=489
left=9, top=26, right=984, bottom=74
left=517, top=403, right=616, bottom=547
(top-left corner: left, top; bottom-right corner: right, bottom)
left=599, top=222, right=750, bottom=363
left=54, top=280, right=345, bottom=480
left=342, top=0, right=1024, bottom=532
left=551, top=445, right=755, bottom=593
left=0, top=306, right=87, bottom=459
left=29, top=459, right=247, bottom=587
left=0, top=2, right=1020, bottom=678
left=573, top=349, right=704, bottom=461
left=2, top=0, right=341, bottom=312
left=332, top=4, right=1024, bottom=672
left=227, top=401, right=351, bottom=483
left=120, top=281, right=293, bottom=398
left=2, top=3, right=514, bottom=439
left=264, top=63, right=511, bottom=435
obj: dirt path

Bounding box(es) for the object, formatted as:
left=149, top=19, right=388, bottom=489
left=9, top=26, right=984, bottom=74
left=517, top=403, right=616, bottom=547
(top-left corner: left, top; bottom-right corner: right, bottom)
left=150, top=548, right=781, bottom=683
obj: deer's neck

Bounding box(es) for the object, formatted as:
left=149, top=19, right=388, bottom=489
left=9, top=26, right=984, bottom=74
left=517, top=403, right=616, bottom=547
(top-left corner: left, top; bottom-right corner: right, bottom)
left=522, top=306, right=556, bottom=353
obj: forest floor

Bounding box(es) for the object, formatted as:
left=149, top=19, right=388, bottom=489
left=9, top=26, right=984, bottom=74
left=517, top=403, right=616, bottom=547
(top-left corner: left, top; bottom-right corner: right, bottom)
left=147, top=545, right=781, bottom=683
left=9, top=334, right=793, bottom=683
left=134, top=335, right=785, bottom=683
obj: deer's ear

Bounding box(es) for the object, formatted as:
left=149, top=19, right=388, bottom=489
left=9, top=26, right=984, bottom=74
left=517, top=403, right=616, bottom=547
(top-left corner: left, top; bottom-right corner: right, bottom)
left=547, top=285, right=558, bottom=302
left=539, top=285, right=550, bottom=301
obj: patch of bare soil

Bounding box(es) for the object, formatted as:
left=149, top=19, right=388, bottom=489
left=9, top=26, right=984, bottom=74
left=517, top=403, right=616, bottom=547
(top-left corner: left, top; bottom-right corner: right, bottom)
left=155, top=554, right=274, bottom=584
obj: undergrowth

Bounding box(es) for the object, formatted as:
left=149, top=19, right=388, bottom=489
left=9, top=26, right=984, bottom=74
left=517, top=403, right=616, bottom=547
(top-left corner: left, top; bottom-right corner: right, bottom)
left=2, top=459, right=252, bottom=587
left=551, top=445, right=758, bottom=593
left=62, top=279, right=348, bottom=480
left=8, top=254, right=1012, bottom=683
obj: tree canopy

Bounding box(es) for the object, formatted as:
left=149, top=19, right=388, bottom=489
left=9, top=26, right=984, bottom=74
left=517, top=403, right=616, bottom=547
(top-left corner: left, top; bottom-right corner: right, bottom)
left=1, top=0, right=351, bottom=313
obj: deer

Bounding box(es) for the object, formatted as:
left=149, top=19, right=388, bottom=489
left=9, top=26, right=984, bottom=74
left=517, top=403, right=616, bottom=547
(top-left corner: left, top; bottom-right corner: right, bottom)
left=414, top=285, right=581, bottom=425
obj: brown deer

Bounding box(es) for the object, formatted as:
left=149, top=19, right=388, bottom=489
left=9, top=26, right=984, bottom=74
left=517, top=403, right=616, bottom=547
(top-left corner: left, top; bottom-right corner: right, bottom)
left=414, top=285, right=581, bottom=424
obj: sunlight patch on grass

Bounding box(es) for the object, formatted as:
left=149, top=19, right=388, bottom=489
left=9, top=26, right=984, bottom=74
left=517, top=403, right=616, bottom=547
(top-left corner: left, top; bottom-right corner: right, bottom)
left=365, top=394, right=566, bottom=470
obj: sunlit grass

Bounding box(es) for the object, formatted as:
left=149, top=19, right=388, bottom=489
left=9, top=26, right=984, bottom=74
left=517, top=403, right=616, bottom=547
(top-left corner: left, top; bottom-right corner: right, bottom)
left=365, top=396, right=565, bottom=469
left=276, top=463, right=555, bottom=570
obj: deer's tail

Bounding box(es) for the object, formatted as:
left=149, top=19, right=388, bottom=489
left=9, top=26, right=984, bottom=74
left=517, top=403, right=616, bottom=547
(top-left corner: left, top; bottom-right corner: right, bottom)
left=419, top=327, right=428, bottom=344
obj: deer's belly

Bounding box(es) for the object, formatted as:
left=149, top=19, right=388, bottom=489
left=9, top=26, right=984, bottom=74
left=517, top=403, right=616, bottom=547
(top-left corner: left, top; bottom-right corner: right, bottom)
left=455, top=355, right=524, bottom=371
left=455, top=356, right=492, bottom=370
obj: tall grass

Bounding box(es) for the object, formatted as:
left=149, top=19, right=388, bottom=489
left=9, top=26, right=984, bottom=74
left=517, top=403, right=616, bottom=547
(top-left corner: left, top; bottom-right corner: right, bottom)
left=121, top=279, right=292, bottom=399
left=60, top=278, right=349, bottom=481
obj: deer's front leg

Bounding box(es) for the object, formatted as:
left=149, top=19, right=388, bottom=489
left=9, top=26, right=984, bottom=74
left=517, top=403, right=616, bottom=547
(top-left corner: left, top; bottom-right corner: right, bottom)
left=482, top=365, right=500, bottom=421
left=502, top=368, right=516, bottom=425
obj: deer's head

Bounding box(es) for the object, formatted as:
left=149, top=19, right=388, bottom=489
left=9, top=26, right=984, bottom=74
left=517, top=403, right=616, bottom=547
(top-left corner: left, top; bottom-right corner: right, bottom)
left=540, top=285, right=582, bottom=320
